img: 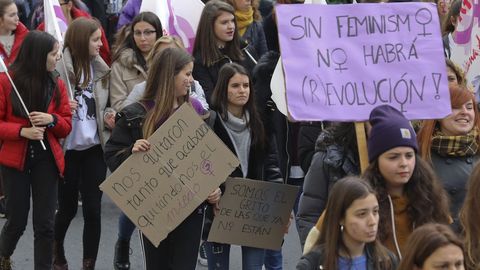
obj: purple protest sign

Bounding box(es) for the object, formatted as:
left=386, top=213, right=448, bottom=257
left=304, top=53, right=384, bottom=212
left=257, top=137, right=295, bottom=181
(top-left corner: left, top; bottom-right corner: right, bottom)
left=276, top=3, right=451, bottom=121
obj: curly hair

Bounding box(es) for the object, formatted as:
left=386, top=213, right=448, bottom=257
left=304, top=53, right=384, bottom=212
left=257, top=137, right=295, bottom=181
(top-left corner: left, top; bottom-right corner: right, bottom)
left=363, top=155, right=451, bottom=245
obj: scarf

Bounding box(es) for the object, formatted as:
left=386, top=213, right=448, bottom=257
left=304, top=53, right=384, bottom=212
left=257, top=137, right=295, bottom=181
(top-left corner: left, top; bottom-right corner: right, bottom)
left=431, top=128, right=479, bottom=157
left=235, top=7, right=254, bottom=36
left=222, top=111, right=251, bottom=177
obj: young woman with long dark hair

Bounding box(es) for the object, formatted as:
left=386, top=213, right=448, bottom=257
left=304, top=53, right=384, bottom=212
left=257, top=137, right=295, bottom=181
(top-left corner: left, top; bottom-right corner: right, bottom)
left=297, top=177, right=397, bottom=270
left=204, top=62, right=282, bottom=270
left=110, top=11, right=162, bottom=112
left=0, top=30, right=71, bottom=270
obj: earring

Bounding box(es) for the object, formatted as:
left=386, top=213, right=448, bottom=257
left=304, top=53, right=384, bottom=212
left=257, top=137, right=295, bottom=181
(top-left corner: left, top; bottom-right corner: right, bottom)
left=340, top=225, right=344, bottom=232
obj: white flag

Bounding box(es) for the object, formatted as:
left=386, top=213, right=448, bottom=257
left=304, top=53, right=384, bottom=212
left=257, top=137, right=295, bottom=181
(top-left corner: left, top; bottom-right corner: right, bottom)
left=44, top=0, right=68, bottom=45
left=140, top=0, right=204, bottom=53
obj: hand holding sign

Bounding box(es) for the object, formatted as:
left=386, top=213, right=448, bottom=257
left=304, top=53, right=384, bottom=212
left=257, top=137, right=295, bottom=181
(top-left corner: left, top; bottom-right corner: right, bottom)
left=100, top=104, right=239, bottom=246
left=208, top=178, right=299, bottom=250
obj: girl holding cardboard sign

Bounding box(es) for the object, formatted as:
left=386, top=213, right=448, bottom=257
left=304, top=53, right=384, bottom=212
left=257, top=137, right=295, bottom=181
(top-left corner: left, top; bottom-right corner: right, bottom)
left=204, top=63, right=283, bottom=270
left=297, top=177, right=398, bottom=270
left=104, top=47, right=221, bottom=270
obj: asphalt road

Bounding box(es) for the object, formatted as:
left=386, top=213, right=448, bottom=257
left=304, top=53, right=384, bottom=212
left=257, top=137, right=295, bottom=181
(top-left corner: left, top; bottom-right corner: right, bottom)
left=0, top=196, right=303, bottom=269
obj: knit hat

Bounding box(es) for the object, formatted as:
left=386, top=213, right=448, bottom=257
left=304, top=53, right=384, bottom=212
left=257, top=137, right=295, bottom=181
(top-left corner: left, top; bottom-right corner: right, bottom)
left=367, top=105, right=418, bottom=162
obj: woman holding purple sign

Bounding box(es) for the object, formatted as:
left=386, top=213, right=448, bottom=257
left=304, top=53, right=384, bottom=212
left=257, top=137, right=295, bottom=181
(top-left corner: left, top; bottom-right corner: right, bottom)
left=203, top=62, right=283, bottom=270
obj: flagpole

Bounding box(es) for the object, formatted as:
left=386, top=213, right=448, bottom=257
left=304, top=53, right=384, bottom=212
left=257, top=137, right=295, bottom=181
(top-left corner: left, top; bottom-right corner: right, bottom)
left=0, top=65, right=47, bottom=150
left=60, top=55, right=73, bottom=98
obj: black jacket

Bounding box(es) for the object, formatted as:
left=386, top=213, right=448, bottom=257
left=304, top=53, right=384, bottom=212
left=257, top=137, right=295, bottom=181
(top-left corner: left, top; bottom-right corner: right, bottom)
left=296, top=129, right=359, bottom=246
left=297, top=245, right=398, bottom=270
left=202, top=112, right=283, bottom=239
left=193, top=43, right=257, bottom=104
left=104, top=102, right=145, bottom=172
left=243, top=21, right=268, bottom=58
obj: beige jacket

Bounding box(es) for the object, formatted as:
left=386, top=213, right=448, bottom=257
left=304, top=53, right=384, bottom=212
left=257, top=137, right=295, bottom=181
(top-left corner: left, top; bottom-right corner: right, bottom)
left=56, top=48, right=111, bottom=148
left=109, top=48, right=147, bottom=111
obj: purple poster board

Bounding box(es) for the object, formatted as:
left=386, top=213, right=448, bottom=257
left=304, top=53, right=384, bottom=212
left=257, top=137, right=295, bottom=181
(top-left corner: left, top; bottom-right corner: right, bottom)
left=276, top=3, right=451, bottom=121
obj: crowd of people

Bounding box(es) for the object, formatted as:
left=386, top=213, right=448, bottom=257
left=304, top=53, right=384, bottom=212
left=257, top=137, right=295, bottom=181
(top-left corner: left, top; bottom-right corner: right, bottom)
left=0, top=0, right=479, bottom=269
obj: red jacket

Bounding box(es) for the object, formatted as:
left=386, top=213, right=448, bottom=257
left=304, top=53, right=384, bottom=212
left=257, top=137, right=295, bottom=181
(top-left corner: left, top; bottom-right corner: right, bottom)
left=37, top=7, right=111, bottom=66
left=0, top=73, right=72, bottom=176
left=0, top=23, right=28, bottom=67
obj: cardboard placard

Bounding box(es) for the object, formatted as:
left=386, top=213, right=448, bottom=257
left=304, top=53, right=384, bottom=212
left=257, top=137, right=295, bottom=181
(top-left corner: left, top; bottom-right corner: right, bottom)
left=207, top=178, right=299, bottom=250
left=100, top=104, right=240, bottom=246
left=276, top=3, right=451, bottom=121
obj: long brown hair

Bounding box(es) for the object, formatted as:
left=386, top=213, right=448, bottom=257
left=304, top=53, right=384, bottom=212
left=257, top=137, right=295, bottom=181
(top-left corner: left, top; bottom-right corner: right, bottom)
left=210, top=62, right=265, bottom=149
left=363, top=156, right=451, bottom=245
left=397, top=223, right=465, bottom=270
left=141, top=47, right=193, bottom=138
left=460, top=163, right=480, bottom=270
left=417, top=85, right=480, bottom=162
left=193, top=0, right=243, bottom=67
left=316, top=177, right=395, bottom=270
left=64, top=17, right=100, bottom=88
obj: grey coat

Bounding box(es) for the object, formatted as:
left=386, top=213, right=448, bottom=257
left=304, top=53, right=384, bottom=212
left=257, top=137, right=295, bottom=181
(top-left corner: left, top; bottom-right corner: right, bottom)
left=431, top=151, right=480, bottom=230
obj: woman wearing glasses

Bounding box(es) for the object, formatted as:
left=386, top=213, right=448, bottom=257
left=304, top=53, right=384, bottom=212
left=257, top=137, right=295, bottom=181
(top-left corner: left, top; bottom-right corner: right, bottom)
left=109, top=11, right=162, bottom=112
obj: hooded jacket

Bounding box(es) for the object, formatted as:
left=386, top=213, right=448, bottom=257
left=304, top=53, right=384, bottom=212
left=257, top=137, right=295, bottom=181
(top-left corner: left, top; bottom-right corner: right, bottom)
left=56, top=47, right=111, bottom=148
left=0, top=22, right=28, bottom=67
left=110, top=48, right=147, bottom=111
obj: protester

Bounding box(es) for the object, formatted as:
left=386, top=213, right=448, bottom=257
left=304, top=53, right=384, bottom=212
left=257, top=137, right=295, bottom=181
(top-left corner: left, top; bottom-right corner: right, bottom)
left=296, top=123, right=360, bottom=247
left=297, top=177, right=397, bottom=270
left=0, top=0, right=28, bottom=218
left=442, top=0, right=461, bottom=58
left=397, top=223, right=465, bottom=270
left=0, top=0, right=28, bottom=66
left=112, top=35, right=207, bottom=270
left=104, top=47, right=218, bottom=270
left=225, top=0, right=267, bottom=58
left=193, top=0, right=257, bottom=104
left=305, top=105, right=451, bottom=259
left=446, top=59, right=467, bottom=88
left=52, top=17, right=110, bottom=270
left=109, top=11, right=162, bottom=112
left=37, top=0, right=111, bottom=65
left=0, top=30, right=72, bottom=270
left=124, top=35, right=209, bottom=109
left=417, top=85, right=480, bottom=231
left=203, top=62, right=283, bottom=270
left=460, top=162, right=480, bottom=270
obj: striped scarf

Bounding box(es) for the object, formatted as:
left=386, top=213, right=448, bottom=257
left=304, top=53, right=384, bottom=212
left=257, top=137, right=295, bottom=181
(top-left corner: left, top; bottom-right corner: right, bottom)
left=431, top=128, right=479, bottom=157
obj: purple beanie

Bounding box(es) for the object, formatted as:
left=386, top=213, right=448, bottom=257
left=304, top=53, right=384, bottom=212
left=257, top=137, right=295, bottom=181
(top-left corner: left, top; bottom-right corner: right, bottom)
left=367, top=105, right=418, bottom=162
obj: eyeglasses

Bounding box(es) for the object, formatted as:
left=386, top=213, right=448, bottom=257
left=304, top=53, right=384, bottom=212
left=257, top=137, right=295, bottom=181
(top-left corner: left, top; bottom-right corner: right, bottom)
left=133, top=30, right=156, bottom=38
left=59, top=1, right=69, bottom=5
